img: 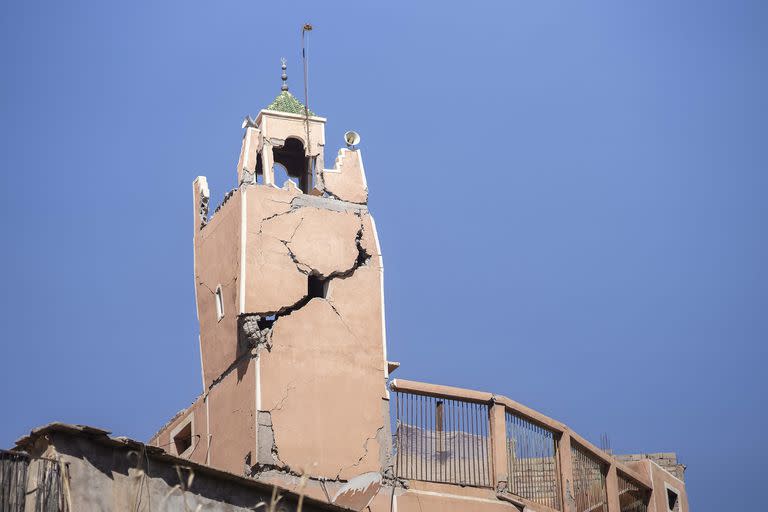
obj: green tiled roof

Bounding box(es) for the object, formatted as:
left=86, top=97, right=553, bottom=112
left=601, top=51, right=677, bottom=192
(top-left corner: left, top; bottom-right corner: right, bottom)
left=265, top=91, right=315, bottom=116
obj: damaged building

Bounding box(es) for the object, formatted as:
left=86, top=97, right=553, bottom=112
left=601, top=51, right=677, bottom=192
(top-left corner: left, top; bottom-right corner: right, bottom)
left=3, top=65, right=689, bottom=512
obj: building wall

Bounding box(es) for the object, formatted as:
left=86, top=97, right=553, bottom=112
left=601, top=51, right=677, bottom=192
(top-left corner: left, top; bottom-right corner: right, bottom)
left=194, top=188, right=243, bottom=388
left=622, top=459, right=689, bottom=512
left=153, top=149, right=389, bottom=484
left=615, top=453, right=685, bottom=482
left=207, top=355, right=257, bottom=474
left=243, top=184, right=390, bottom=480
left=150, top=394, right=208, bottom=465
left=16, top=428, right=341, bottom=512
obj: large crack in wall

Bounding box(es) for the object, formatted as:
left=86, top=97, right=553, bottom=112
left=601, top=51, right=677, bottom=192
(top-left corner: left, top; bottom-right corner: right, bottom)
left=242, top=205, right=372, bottom=324
left=246, top=195, right=386, bottom=481
left=191, top=185, right=388, bottom=484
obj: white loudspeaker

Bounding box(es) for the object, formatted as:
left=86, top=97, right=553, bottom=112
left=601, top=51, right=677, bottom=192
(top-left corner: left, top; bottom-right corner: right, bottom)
left=344, top=131, right=361, bottom=148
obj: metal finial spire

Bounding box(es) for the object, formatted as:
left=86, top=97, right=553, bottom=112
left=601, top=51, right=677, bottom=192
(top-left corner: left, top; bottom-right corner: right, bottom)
left=280, top=57, right=288, bottom=92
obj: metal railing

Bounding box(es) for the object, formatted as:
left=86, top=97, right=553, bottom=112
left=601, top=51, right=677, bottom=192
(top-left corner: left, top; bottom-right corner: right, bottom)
left=618, top=472, right=649, bottom=512
left=389, top=380, right=659, bottom=512
left=571, top=442, right=608, bottom=512
left=393, top=391, right=493, bottom=487
left=505, top=411, right=561, bottom=510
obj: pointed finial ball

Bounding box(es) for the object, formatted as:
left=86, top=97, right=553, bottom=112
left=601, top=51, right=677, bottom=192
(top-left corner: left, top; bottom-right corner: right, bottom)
left=280, top=57, right=288, bottom=92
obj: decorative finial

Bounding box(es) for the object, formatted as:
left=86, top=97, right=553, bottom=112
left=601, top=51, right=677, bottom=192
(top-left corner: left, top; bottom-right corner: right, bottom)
left=280, top=57, right=288, bottom=92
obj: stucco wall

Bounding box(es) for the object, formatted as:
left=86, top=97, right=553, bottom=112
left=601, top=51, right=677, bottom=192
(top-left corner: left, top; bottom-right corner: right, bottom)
left=241, top=184, right=389, bottom=480
left=149, top=394, right=208, bottom=465
left=390, top=482, right=517, bottom=512
left=195, top=189, right=243, bottom=388
left=322, top=149, right=368, bottom=204
left=622, top=459, right=689, bottom=512
left=155, top=179, right=390, bottom=485
left=207, top=355, right=257, bottom=475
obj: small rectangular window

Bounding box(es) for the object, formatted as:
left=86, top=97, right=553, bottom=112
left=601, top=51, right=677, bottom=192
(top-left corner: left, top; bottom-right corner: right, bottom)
left=666, top=487, right=680, bottom=511
left=215, top=285, right=224, bottom=320
left=173, top=422, right=192, bottom=455
left=170, top=415, right=195, bottom=458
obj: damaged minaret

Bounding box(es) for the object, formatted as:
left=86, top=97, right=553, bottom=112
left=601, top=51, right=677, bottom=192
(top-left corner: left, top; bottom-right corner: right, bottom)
left=151, top=62, right=391, bottom=486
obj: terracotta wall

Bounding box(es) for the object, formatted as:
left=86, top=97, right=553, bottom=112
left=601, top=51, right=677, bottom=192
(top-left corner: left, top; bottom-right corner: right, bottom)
left=148, top=394, right=207, bottom=465
left=195, top=190, right=243, bottom=388
left=153, top=175, right=390, bottom=483
left=207, top=356, right=256, bottom=474
left=623, top=459, right=689, bottom=512
left=242, top=184, right=390, bottom=480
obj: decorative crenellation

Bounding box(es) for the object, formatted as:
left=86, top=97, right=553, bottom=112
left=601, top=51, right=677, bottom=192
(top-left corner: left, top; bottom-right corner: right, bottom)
left=197, top=179, right=210, bottom=229
left=204, top=188, right=238, bottom=226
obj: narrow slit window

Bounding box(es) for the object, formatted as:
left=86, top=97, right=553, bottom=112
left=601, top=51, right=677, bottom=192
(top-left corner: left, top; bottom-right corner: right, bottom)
left=215, top=285, right=224, bottom=320
left=255, top=151, right=264, bottom=184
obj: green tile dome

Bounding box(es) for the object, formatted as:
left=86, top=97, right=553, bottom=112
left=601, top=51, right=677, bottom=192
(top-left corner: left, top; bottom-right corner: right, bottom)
left=265, top=91, right=315, bottom=116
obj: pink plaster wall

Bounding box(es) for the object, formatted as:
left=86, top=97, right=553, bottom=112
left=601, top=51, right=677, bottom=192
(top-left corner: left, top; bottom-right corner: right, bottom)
left=195, top=191, right=243, bottom=388
left=207, top=356, right=256, bottom=475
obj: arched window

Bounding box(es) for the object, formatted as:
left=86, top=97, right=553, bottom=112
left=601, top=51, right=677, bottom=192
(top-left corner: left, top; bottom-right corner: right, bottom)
left=272, top=163, right=297, bottom=189
left=272, top=137, right=312, bottom=192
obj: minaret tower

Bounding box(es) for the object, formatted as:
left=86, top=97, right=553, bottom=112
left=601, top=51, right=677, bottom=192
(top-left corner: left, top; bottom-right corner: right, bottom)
left=151, top=61, right=390, bottom=488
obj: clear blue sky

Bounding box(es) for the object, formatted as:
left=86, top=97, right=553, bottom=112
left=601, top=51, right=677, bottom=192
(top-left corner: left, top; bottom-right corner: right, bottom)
left=1, top=1, right=765, bottom=510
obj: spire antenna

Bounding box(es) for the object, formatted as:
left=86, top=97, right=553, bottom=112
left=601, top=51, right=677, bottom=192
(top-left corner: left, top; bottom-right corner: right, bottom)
left=301, top=24, right=313, bottom=115
left=280, top=57, right=288, bottom=92
left=301, top=23, right=313, bottom=190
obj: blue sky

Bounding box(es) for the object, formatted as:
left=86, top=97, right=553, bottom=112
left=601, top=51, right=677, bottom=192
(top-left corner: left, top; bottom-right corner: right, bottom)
left=1, top=1, right=766, bottom=509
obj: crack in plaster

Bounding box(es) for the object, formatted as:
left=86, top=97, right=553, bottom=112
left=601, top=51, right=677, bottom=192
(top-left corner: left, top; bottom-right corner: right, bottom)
left=253, top=384, right=296, bottom=469
left=322, top=189, right=344, bottom=202
left=207, top=352, right=256, bottom=392
left=326, top=300, right=357, bottom=342
left=246, top=215, right=371, bottom=325
left=322, top=152, right=368, bottom=206
left=279, top=239, right=313, bottom=276
left=247, top=465, right=342, bottom=491
left=204, top=200, right=385, bottom=482
left=269, top=383, right=296, bottom=413
left=335, top=425, right=385, bottom=481
left=322, top=188, right=367, bottom=206
left=258, top=208, right=295, bottom=234
left=198, top=274, right=238, bottom=297
left=290, top=194, right=368, bottom=213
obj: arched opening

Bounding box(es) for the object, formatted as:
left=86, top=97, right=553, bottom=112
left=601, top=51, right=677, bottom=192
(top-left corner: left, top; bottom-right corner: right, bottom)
left=254, top=150, right=264, bottom=184
left=272, top=163, right=294, bottom=189
left=272, top=137, right=312, bottom=193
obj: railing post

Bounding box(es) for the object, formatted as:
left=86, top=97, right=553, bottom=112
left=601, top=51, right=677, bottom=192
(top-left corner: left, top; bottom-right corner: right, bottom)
left=606, top=463, right=621, bottom=512
left=558, top=432, right=576, bottom=512
left=436, top=400, right=445, bottom=453
left=489, top=402, right=508, bottom=492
